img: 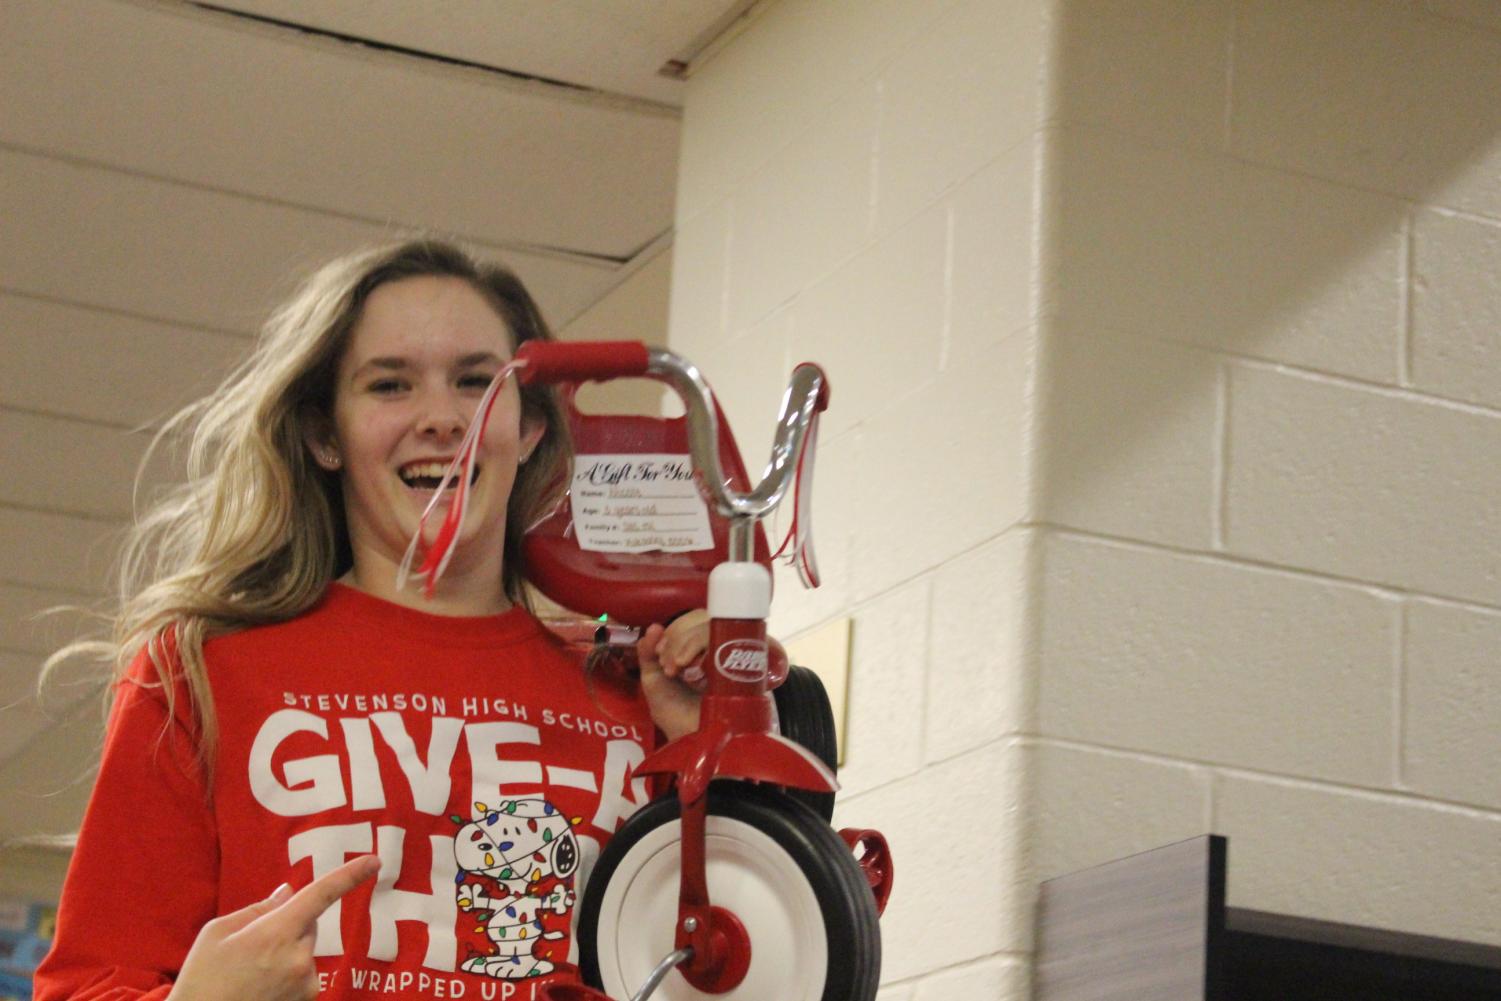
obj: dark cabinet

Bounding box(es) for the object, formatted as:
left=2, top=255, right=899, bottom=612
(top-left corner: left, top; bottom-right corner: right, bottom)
left=1035, top=835, right=1501, bottom=1001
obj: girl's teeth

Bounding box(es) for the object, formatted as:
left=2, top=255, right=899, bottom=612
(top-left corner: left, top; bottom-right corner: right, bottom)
left=400, top=461, right=479, bottom=487
left=400, top=462, right=450, bottom=485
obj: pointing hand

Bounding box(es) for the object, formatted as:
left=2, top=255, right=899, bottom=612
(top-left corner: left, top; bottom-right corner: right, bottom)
left=168, top=855, right=381, bottom=1001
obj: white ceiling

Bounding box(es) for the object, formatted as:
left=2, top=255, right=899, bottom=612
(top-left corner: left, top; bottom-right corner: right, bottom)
left=0, top=0, right=752, bottom=857
left=209, top=0, right=753, bottom=107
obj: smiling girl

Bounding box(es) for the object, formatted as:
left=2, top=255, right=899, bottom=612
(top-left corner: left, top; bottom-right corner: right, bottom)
left=35, top=240, right=705, bottom=1000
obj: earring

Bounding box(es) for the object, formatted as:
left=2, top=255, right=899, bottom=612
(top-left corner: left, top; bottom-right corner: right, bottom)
left=320, top=450, right=341, bottom=468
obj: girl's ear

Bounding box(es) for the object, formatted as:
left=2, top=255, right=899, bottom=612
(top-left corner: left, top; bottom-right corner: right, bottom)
left=302, top=412, right=343, bottom=472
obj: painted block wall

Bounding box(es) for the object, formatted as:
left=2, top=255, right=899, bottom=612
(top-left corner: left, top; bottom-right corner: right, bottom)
left=1034, top=0, right=1501, bottom=952
left=667, top=0, right=1049, bottom=996
left=669, top=0, right=1501, bottom=996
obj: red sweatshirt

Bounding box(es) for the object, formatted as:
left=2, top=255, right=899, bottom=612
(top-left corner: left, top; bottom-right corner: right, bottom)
left=35, top=583, right=658, bottom=1001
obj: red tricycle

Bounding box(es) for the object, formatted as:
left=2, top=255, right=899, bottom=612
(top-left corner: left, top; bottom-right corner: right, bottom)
left=408, top=341, right=893, bottom=1001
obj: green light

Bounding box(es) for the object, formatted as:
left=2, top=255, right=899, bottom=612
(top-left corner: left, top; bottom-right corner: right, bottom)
left=597, top=614, right=609, bottom=623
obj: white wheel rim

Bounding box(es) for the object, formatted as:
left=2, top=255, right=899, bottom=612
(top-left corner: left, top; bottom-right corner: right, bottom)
left=593, top=814, right=828, bottom=1001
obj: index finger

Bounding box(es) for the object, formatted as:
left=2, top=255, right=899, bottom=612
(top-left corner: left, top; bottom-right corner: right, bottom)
left=636, top=623, right=666, bottom=673
left=271, top=854, right=381, bottom=929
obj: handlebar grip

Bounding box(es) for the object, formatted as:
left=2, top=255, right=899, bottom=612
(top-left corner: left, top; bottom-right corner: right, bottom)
left=515, top=341, right=651, bottom=384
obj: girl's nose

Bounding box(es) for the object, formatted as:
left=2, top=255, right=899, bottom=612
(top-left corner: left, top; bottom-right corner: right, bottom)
left=416, top=391, right=467, bottom=440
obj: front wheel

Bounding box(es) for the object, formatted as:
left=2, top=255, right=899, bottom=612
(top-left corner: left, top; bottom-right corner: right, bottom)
left=577, top=783, right=881, bottom=1001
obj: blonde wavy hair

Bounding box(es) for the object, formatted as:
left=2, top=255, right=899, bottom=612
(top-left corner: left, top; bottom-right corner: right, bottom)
left=45, top=239, right=571, bottom=770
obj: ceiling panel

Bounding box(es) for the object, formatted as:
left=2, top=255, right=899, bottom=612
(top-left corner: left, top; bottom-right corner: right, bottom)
left=212, top=0, right=743, bottom=106
left=0, top=694, right=103, bottom=841
left=0, top=584, right=101, bottom=658
left=1, top=0, right=681, bottom=262
left=0, top=652, right=54, bottom=764
left=0, top=295, right=250, bottom=430
left=0, top=413, right=158, bottom=521
left=0, top=650, right=100, bottom=765
left=0, top=508, right=121, bottom=595
left=1, top=147, right=619, bottom=335
left=1, top=651, right=45, bottom=709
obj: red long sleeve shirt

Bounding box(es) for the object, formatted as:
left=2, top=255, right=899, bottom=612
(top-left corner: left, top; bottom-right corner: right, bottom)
left=35, top=583, right=657, bottom=1001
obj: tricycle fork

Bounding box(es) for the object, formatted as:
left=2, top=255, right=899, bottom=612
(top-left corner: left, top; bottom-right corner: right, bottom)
left=633, top=613, right=838, bottom=991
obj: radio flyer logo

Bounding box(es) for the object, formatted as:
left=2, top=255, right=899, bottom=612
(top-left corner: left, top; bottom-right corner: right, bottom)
left=451, top=797, right=582, bottom=979
left=714, top=640, right=769, bottom=683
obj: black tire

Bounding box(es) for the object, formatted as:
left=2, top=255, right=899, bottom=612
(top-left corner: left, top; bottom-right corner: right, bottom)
left=773, top=664, right=839, bottom=822
left=578, top=783, right=881, bottom=1001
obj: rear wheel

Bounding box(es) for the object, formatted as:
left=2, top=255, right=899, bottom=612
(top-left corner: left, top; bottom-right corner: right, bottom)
left=773, top=665, right=839, bottom=822
left=578, top=783, right=880, bottom=1001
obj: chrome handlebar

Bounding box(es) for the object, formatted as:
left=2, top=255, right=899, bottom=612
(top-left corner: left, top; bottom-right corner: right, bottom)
left=647, top=348, right=823, bottom=514
left=515, top=340, right=827, bottom=563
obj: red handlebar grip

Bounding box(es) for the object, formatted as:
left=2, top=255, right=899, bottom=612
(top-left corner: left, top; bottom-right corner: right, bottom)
left=515, top=341, right=651, bottom=384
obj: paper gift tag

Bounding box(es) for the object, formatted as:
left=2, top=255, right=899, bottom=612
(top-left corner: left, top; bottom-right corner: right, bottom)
left=569, top=454, right=714, bottom=553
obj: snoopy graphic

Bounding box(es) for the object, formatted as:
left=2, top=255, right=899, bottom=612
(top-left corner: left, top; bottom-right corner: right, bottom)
left=452, top=797, right=582, bottom=979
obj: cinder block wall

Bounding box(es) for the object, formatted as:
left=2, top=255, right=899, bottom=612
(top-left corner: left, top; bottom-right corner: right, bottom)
left=668, top=0, right=1048, bottom=996
left=1034, top=0, right=1501, bottom=950
left=669, top=0, right=1501, bottom=997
